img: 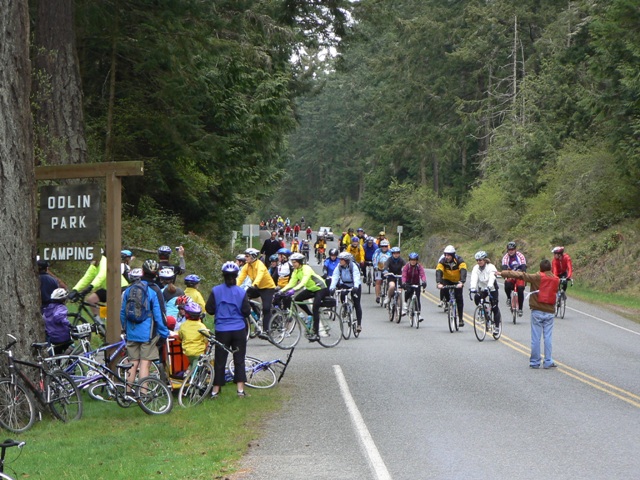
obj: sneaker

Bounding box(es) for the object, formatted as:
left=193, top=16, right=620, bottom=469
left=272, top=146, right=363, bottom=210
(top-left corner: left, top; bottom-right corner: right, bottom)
left=443, top=304, right=449, bottom=313
left=506, top=299, right=511, bottom=307
left=376, top=297, right=380, bottom=304
left=437, top=301, right=444, bottom=308
left=307, top=334, right=319, bottom=342
left=544, top=363, right=557, bottom=369
left=529, top=364, right=540, bottom=369
left=418, top=316, right=424, bottom=323
left=401, top=308, right=408, bottom=316
left=257, top=332, right=270, bottom=341
left=493, top=326, right=500, bottom=335
left=356, top=325, right=362, bottom=333
left=237, top=391, right=247, bottom=398
left=458, top=321, right=464, bottom=327
left=211, top=390, right=220, bottom=398
left=382, top=298, right=389, bottom=307
left=518, top=310, right=523, bottom=317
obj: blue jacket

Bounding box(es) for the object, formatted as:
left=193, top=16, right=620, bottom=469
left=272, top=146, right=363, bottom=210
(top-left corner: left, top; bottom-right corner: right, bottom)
left=330, top=262, right=361, bottom=290
left=363, top=243, right=378, bottom=262
left=323, top=257, right=339, bottom=279
left=120, top=280, right=169, bottom=342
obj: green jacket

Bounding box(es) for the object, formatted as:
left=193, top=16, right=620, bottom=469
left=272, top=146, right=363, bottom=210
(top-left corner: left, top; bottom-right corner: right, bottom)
left=73, top=255, right=128, bottom=292
left=281, top=265, right=326, bottom=292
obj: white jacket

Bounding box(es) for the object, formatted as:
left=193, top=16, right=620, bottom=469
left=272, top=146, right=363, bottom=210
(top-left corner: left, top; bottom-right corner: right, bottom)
left=469, top=263, right=498, bottom=292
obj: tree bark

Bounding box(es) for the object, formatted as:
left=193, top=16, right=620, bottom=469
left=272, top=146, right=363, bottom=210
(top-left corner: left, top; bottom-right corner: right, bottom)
left=33, top=0, right=87, bottom=166
left=0, top=0, right=43, bottom=353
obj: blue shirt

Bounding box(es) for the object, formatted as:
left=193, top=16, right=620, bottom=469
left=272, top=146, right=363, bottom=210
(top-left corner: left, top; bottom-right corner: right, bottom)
left=330, top=262, right=361, bottom=290
left=207, top=284, right=250, bottom=332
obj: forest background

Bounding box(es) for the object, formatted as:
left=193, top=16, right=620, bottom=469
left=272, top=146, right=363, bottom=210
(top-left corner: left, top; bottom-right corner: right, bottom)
left=25, top=0, right=640, bottom=308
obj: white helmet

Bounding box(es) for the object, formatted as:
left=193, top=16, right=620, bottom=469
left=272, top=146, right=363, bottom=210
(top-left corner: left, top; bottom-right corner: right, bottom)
left=51, top=288, right=68, bottom=300
left=443, top=245, right=456, bottom=254
left=158, top=268, right=175, bottom=279
left=290, top=253, right=306, bottom=263
left=337, top=252, right=353, bottom=261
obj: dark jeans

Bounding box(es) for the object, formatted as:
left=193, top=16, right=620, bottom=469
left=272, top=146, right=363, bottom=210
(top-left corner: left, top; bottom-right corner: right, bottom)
left=441, top=281, right=464, bottom=321
left=294, top=288, right=327, bottom=334
left=213, top=328, right=247, bottom=386
left=473, top=289, right=501, bottom=326
left=504, top=280, right=525, bottom=310
left=338, top=284, right=362, bottom=325
left=404, top=285, right=422, bottom=312
left=247, top=287, right=275, bottom=331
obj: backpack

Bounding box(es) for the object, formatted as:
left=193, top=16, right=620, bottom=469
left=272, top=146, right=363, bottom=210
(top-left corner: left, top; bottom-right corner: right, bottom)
left=125, top=280, right=151, bottom=323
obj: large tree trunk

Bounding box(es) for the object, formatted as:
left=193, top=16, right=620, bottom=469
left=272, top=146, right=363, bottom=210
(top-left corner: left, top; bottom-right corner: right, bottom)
left=32, top=0, right=87, bottom=166
left=0, top=0, right=43, bottom=352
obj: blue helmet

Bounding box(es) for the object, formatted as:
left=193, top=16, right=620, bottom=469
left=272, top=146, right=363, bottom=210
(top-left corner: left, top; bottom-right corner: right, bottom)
left=408, top=252, right=419, bottom=260
left=121, top=249, right=132, bottom=259
left=351, top=236, right=359, bottom=243
left=221, top=261, right=239, bottom=274
left=269, top=254, right=279, bottom=262
left=184, top=274, right=201, bottom=286
left=277, top=248, right=292, bottom=256
left=390, top=247, right=401, bottom=253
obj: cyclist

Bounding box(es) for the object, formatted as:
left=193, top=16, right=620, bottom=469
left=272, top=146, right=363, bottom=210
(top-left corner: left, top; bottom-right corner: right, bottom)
left=178, top=302, right=208, bottom=372
left=356, top=228, right=366, bottom=245
left=206, top=262, right=250, bottom=397
left=376, top=231, right=386, bottom=245
left=275, top=248, right=294, bottom=288
left=501, top=241, right=527, bottom=317
left=436, top=245, right=467, bottom=327
left=551, top=246, right=573, bottom=294
left=290, top=237, right=300, bottom=253
left=159, top=268, right=185, bottom=319
left=293, top=223, right=301, bottom=238
left=362, top=236, right=378, bottom=285
left=305, top=225, right=313, bottom=241
left=237, top=248, right=276, bottom=336
left=121, top=249, right=134, bottom=285
left=300, top=239, right=310, bottom=261
left=382, top=247, right=406, bottom=308
left=278, top=252, right=328, bottom=342
left=345, top=236, right=365, bottom=271
left=268, top=254, right=279, bottom=284
left=183, top=274, right=206, bottom=310
left=329, top=252, right=363, bottom=333
left=341, top=228, right=355, bottom=251
left=401, top=252, right=427, bottom=322
left=235, top=254, right=252, bottom=290
left=38, top=259, right=61, bottom=308
left=157, top=245, right=186, bottom=276
left=469, top=251, right=501, bottom=334
left=323, top=248, right=340, bottom=280
left=314, top=235, right=327, bottom=264
left=173, top=294, right=192, bottom=331
left=372, top=239, right=392, bottom=303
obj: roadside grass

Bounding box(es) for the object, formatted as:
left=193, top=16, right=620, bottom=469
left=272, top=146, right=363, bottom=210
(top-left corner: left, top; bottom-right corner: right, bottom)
left=14, top=387, right=285, bottom=479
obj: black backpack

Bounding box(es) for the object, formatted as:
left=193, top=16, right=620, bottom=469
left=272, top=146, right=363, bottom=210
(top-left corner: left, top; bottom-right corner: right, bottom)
left=125, top=280, right=151, bottom=323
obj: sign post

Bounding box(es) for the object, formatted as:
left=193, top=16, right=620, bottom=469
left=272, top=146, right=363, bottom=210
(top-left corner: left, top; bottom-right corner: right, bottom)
left=242, top=224, right=260, bottom=249
left=397, top=225, right=403, bottom=249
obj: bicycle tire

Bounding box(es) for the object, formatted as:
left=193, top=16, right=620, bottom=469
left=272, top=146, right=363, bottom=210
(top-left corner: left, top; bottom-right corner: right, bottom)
left=473, top=306, right=487, bottom=342
left=447, top=301, right=456, bottom=333
left=388, top=298, right=396, bottom=322
left=46, top=371, right=83, bottom=422
left=340, top=304, right=352, bottom=340
left=137, top=376, right=173, bottom=415
left=230, top=356, right=277, bottom=389
left=0, top=472, right=15, bottom=480
left=178, top=362, right=213, bottom=407
left=394, top=295, right=402, bottom=324
left=268, top=311, right=301, bottom=350
left=511, top=292, right=518, bottom=324
left=492, top=316, right=502, bottom=340
left=118, top=356, right=162, bottom=382
left=0, top=378, right=36, bottom=433
left=318, top=307, right=342, bottom=348
left=87, top=381, right=117, bottom=402
left=557, top=293, right=566, bottom=319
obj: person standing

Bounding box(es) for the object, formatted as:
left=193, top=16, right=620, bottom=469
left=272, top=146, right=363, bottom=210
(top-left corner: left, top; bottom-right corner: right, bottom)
left=260, top=231, right=281, bottom=263
left=206, top=262, right=251, bottom=397
left=498, top=259, right=560, bottom=369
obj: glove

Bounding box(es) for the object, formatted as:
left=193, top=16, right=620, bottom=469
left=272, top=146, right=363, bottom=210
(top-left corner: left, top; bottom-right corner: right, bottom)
left=246, top=286, right=259, bottom=297
left=421, top=282, right=427, bottom=289
left=286, top=289, right=296, bottom=297
left=67, top=290, right=78, bottom=301
left=329, top=289, right=335, bottom=296
left=80, top=285, right=93, bottom=296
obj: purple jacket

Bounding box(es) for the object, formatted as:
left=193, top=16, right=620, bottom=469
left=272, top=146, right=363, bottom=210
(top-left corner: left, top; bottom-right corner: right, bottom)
left=42, top=303, right=71, bottom=344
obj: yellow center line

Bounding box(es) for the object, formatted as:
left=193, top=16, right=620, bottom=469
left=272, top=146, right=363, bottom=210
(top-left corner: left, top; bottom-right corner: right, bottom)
left=420, top=291, right=640, bottom=408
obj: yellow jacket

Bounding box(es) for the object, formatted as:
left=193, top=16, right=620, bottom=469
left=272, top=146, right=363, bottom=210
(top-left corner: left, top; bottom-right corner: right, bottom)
left=179, top=320, right=208, bottom=357
left=345, top=244, right=365, bottom=264
left=184, top=287, right=206, bottom=310
left=237, top=260, right=276, bottom=289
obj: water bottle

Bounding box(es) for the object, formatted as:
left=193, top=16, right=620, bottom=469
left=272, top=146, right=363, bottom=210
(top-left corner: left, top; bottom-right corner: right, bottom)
left=306, top=315, right=313, bottom=330
left=250, top=310, right=259, bottom=321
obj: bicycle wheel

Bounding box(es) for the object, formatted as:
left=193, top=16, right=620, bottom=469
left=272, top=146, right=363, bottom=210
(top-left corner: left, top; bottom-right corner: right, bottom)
left=473, top=306, right=487, bottom=342
left=178, top=362, right=213, bottom=407
left=340, top=304, right=352, bottom=340
left=492, top=316, right=502, bottom=340
left=388, top=298, right=396, bottom=322
left=230, top=356, right=277, bottom=389
left=448, top=302, right=456, bottom=333
left=46, top=371, right=83, bottom=422
left=351, top=306, right=360, bottom=338
left=557, top=292, right=566, bottom=319
left=137, top=376, right=173, bottom=415
left=268, top=311, right=301, bottom=350
left=367, top=271, right=372, bottom=294
left=87, top=381, right=117, bottom=402
left=395, top=295, right=402, bottom=324
left=511, top=292, right=518, bottom=324
left=318, top=307, right=342, bottom=348
left=0, top=378, right=36, bottom=433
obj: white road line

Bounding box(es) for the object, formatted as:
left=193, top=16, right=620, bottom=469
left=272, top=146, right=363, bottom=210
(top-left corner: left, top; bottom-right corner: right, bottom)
left=566, top=306, right=640, bottom=336
left=334, top=365, right=392, bottom=480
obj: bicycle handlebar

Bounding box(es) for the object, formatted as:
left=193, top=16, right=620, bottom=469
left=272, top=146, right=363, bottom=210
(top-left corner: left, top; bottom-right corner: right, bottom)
left=0, top=439, right=25, bottom=449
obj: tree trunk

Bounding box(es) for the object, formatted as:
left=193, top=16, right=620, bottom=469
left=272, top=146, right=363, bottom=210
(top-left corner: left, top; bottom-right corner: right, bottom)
left=0, top=0, right=43, bottom=353
left=33, top=0, right=87, bottom=166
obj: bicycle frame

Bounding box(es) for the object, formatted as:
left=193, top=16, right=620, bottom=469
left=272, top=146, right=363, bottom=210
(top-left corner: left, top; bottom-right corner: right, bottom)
left=473, top=291, right=500, bottom=341
left=386, top=274, right=403, bottom=323
left=0, top=439, right=26, bottom=477
left=405, top=285, right=421, bottom=328
left=441, top=285, right=460, bottom=332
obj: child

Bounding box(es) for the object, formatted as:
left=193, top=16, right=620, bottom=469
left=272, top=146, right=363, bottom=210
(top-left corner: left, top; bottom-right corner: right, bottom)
left=178, top=302, right=209, bottom=370
left=173, top=295, right=191, bottom=331
left=184, top=274, right=206, bottom=310
left=42, top=288, right=72, bottom=354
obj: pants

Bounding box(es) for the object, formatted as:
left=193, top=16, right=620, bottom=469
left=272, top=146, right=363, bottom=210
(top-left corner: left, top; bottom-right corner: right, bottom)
left=213, top=328, right=247, bottom=386
left=504, top=279, right=525, bottom=310
left=473, top=289, right=501, bottom=326
left=247, top=287, right=275, bottom=331
left=530, top=309, right=554, bottom=367
left=441, top=281, right=464, bottom=321
left=338, top=284, right=363, bottom=325
left=294, top=288, right=327, bottom=334
left=404, top=286, right=422, bottom=313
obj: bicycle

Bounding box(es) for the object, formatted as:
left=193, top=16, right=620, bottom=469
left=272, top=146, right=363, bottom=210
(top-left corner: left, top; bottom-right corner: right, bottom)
left=441, top=285, right=461, bottom=333
left=555, top=278, right=572, bottom=319
left=268, top=295, right=342, bottom=349
left=335, top=288, right=358, bottom=339
left=0, top=335, right=83, bottom=433
left=0, top=439, right=26, bottom=480
left=404, top=284, right=423, bottom=329
left=472, top=290, right=501, bottom=341
left=364, top=261, right=374, bottom=294
left=316, top=248, right=326, bottom=265
left=379, top=274, right=389, bottom=308
left=386, top=274, right=403, bottom=323
left=67, top=293, right=107, bottom=340
left=245, top=298, right=266, bottom=340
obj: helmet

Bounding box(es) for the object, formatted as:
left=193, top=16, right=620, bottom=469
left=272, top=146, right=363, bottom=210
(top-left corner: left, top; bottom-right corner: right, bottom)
left=129, top=268, right=143, bottom=280
left=222, top=261, right=240, bottom=273
left=176, top=295, right=192, bottom=307
left=269, top=254, right=279, bottom=262
left=166, top=315, right=176, bottom=330
left=121, top=249, right=132, bottom=259
left=552, top=246, right=565, bottom=254
left=245, top=248, right=260, bottom=259
left=290, top=253, right=306, bottom=263
left=379, top=231, right=385, bottom=236
left=348, top=228, right=354, bottom=233
left=366, top=236, right=374, bottom=243
left=408, top=252, right=419, bottom=260
left=51, top=288, right=68, bottom=300
left=379, top=240, right=390, bottom=247
left=184, top=274, right=200, bottom=286
left=183, top=302, right=202, bottom=319
left=158, top=268, right=175, bottom=279
left=277, top=248, right=292, bottom=256
left=328, top=248, right=339, bottom=256
left=338, top=252, right=353, bottom=261
left=157, top=245, right=172, bottom=256
left=507, top=241, right=517, bottom=250
left=318, top=234, right=324, bottom=239
left=235, top=254, right=246, bottom=262
left=474, top=251, right=488, bottom=261
left=142, top=259, right=159, bottom=275
left=443, top=245, right=456, bottom=254
left=351, top=236, right=359, bottom=243
left=390, top=247, right=401, bottom=253
left=357, top=228, right=364, bottom=233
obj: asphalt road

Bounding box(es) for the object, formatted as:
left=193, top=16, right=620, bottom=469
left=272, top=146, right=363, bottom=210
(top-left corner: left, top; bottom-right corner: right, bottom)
left=233, top=235, right=640, bottom=480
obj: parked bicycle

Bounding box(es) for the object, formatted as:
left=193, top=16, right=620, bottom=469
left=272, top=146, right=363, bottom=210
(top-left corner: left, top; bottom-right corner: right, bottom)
left=555, top=278, right=572, bottom=319
left=386, top=274, right=403, bottom=323
left=441, top=285, right=461, bottom=333
left=268, top=296, right=342, bottom=349
left=404, top=284, right=423, bottom=329
left=335, top=288, right=358, bottom=339
left=472, top=290, right=501, bottom=341
left=0, top=439, right=26, bottom=480
left=364, top=261, right=374, bottom=294
left=0, top=335, right=83, bottom=433
left=67, top=293, right=107, bottom=339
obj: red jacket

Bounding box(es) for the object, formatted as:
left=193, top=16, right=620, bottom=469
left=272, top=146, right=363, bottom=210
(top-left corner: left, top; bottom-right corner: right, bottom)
left=552, top=254, right=573, bottom=279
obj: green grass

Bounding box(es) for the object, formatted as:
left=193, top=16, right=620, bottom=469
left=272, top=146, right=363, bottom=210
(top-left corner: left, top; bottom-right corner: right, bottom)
left=14, top=386, right=286, bottom=479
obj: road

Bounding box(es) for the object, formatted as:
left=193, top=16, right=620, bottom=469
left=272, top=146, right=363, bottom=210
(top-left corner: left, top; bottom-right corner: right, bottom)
left=233, top=235, right=640, bottom=479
